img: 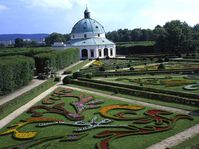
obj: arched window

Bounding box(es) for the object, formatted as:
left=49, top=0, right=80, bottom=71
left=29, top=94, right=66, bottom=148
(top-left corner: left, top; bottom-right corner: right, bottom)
left=98, top=49, right=102, bottom=57
left=84, top=34, right=87, bottom=38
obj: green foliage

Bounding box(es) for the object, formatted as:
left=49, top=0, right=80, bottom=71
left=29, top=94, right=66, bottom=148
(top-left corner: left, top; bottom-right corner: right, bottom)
left=45, top=33, right=69, bottom=46
left=0, top=55, right=35, bottom=95
left=14, top=38, right=24, bottom=48
left=72, top=72, right=83, bottom=79
left=63, top=76, right=72, bottom=84
left=0, top=47, right=52, bottom=57
left=158, top=63, right=165, bottom=70
left=34, top=48, right=79, bottom=73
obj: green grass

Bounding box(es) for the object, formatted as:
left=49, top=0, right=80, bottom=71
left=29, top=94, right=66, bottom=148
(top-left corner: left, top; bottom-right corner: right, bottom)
left=67, top=59, right=90, bottom=73
left=0, top=79, right=56, bottom=120
left=67, top=84, right=198, bottom=112
left=172, top=134, right=199, bottom=149
left=0, top=87, right=198, bottom=149
left=101, top=74, right=199, bottom=94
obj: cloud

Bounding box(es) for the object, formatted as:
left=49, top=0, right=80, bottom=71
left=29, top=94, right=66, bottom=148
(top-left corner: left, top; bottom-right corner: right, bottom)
left=139, top=0, right=199, bottom=27
left=0, top=4, right=8, bottom=12
left=21, top=0, right=88, bottom=10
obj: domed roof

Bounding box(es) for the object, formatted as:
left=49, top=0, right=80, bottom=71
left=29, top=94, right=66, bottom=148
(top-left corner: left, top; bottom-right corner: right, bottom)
left=71, top=8, right=105, bottom=34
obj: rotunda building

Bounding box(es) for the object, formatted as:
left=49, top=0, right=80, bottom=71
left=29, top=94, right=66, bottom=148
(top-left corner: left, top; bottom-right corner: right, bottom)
left=54, top=8, right=116, bottom=59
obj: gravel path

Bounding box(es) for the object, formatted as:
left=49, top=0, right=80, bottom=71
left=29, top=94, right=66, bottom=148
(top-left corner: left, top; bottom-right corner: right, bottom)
left=147, top=124, right=199, bottom=149
left=82, top=60, right=95, bottom=68
left=0, top=79, right=45, bottom=106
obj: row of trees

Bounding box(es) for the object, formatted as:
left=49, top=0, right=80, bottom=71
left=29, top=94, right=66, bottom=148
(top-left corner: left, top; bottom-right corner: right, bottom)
left=0, top=56, right=35, bottom=95
left=106, top=20, right=199, bottom=54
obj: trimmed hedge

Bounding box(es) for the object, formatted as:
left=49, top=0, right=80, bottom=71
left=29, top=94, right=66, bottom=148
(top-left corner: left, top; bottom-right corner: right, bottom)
left=91, top=68, right=199, bottom=77
left=0, top=55, right=35, bottom=95
left=78, top=78, right=199, bottom=100
left=34, top=48, right=79, bottom=73
left=71, top=79, right=199, bottom=106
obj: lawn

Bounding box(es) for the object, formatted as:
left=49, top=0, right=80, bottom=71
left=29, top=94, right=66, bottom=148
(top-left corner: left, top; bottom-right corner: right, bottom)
left=0, top=87, right=198, bottom=149
left=99, top=74, right=199, bottom=94
left=0, top=79, right=56, bottom=120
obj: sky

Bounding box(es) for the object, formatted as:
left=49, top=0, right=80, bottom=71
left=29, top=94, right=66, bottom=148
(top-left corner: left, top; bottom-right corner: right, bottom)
left=0, top=0, right=199, bottom=34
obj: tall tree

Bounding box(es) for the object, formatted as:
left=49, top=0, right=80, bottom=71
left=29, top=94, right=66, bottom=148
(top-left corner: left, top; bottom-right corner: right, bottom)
left=45, top=33, right=66, bottom=46
left=15, top=38, right=24, bottom=48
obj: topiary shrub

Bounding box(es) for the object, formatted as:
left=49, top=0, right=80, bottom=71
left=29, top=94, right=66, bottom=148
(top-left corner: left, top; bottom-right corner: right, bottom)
left=72, top=72, right=83, bottom=79
left=99, top=66, right=105, bottom=71
left=156, top=58, right=163, bottom=63
left=164, top=57, right=169, bottom=62
left=54, top=76, right=61, bottom=82
left=158, top=63, right=165, bottom=70
left=63, top=76, right=72, bottom=84
left=85, top=73, right=93, bottom=79
left=63, top=70, right=72, bottom=75
left=130, top=67, right=134, bottom=71
left=116, top=65, right=120, bottom=69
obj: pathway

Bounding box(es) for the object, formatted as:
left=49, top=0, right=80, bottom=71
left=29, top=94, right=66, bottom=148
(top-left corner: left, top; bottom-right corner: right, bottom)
left=147, top=124, right=199, bottom=149
left=0, top=79, right=45, bottom=106
left=82, top=60, right=95, bottom=69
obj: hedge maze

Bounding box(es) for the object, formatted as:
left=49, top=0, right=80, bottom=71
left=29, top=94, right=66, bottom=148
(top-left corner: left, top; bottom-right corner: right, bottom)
left=0, top=88, right=194, bottom=149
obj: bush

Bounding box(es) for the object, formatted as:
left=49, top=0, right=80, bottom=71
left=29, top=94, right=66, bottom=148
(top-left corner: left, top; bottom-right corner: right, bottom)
left=164, top=57, right=169, bottom=62
left=156, top=58, right=164, bottom=63
left=99, top=66, right=105, bottom=71
left=73, top=72, right=83, bottom=79
left=63, top=76, right=72, bottom=84
left=85, top=73, right=93, bottom=79
left=130, top=67, right=134, bottom=71
left=158, top=63, right=165, bottom=70
left=116, top=65, right=120, bottom=69
left=54, top=76, right=61, bottom=82
left=63, top=70, right=72, bottom=75
left=34, top=48, right=79, bottom=73
left=0, top=56, right=35, bottom=95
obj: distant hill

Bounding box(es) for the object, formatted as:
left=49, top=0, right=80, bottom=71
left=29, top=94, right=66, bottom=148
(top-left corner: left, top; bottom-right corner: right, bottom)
left=0, top=34, right=49, bottom=41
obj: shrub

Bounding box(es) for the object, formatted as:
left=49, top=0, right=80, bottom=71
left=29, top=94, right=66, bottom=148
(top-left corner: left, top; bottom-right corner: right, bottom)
left=99, top=67, right=105, bottom=71
left=63, top=76, right=72, bottom=84
left=85, top=73, right=93, bottom=79
left=164, top=57, right=169, bottom=62
left=130, top=67, right=134, bottom=71
left=34, top=48, right=79, bottom=73
left=0, top=55, right=35, bottom=94
left=116, top=65, right=120, bottom=69
left=158, top=63, right=165, bottom=70
left=63, top=70, right=72, bottom=75
left=156, top=58, right=164, bottom=63
left=73, top=72, right=83, bottom=79
left=54, top=76, right=61, bottom=82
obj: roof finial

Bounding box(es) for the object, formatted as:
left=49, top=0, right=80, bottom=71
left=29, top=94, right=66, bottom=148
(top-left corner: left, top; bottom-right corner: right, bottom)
left=84, top=5, right=90, bottom=19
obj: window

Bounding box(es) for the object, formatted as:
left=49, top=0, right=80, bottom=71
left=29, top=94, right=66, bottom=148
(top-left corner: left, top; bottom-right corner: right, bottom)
left=84, top=34, right=87, bottom=38
left=98, top=34, right=100, bottom=37
left=73, top=35, right=75, bottom=38
left=90, top=49, right=94, bottom=57
left=110, top=48, right=113, bottom=56
left=98, top=49, right=102, bottom=57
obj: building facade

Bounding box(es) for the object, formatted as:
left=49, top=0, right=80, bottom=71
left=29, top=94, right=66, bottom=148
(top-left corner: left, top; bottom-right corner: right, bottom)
left=53, top=8, right=116, bottom=59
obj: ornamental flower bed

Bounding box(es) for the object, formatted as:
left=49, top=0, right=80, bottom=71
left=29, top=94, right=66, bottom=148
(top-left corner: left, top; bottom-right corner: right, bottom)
left=0, top=88, right=195, bottom=149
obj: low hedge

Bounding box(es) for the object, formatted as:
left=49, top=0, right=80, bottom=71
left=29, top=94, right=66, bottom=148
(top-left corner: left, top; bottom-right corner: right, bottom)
left=78, top=78, right=199, bottom=100
left=71, top=79, right=199, bottom=106
left=91, top=68, right=199, bottom=77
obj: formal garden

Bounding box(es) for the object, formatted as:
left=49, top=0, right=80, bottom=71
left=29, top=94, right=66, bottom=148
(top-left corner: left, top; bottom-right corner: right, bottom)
left=0, top=87, right=198, bottom=149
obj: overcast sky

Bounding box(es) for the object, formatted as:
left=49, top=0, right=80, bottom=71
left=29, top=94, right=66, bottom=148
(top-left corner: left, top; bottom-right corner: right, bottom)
left=0, top=0, right=199, bottom=34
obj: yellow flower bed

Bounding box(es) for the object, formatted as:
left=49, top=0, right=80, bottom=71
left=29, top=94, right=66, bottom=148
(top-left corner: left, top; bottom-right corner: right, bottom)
left=93, top=60, right=103, bottom=67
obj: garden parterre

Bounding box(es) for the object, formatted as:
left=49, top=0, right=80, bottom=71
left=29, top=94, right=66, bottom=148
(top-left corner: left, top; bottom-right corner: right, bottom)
left=0, top=87, right=198, bottom=149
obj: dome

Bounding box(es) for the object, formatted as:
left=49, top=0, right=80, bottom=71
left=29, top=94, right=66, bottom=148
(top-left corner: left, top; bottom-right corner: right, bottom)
left=71, top=8, right=105, bottom=34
